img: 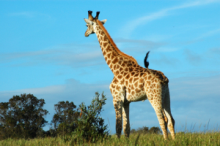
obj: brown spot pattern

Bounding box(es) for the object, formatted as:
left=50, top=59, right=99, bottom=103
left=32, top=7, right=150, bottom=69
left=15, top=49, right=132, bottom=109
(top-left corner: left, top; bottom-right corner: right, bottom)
left=103, top=35, right=108, bottom=41
left=113, top=79, right=118, bottom=84
left=118, top=75, right=122, bottom=79
left=106, top=46, right=111, bottom=52
left=133, top=78, right=139, bottom=82
left=134, top=82, right=138, bottom=87
left=139, top=84, right=143, bottom=88
left=129, top=78, right=133, bottom=83
left=112, top=57, right=118, bottom=64
left=103, top=51, right=106, bottom=55
left=103, top=42, right=107, bottom=48
left=116, top=85, right=120, bottom=91
left=115, top=71, right=119, bottom=75
left=107, top=53, right=111, bottom=58
left=129, top=68, right=133, bottom=72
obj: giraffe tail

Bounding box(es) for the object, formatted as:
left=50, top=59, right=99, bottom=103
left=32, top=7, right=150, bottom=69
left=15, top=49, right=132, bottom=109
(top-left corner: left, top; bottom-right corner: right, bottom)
left=144, top=51, right=150, bottom=68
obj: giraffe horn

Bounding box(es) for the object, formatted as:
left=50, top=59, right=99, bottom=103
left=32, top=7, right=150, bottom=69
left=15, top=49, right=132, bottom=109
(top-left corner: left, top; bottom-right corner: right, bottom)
left=88, top=10, right=93, bottom=21
left=95, top=11, right=100, bottom=19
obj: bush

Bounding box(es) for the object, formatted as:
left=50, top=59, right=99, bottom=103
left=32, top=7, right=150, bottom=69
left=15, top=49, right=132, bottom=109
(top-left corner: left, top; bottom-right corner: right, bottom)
left=130, top=126, right=161, bottom=135
left=71, top=92, right=109, bottom=143
left=149, top=127, right=162, bottom=134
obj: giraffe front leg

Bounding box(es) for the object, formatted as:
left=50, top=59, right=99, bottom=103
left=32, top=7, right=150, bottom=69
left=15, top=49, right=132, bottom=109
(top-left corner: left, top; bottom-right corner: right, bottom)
left=114, top=100, right=122, bottom=138
left=122, top=102, right=130, bottom=137
left=110, top=78, right=123, bottom=138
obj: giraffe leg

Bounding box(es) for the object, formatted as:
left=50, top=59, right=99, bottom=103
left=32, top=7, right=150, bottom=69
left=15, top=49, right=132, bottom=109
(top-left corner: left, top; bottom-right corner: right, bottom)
left=114, top=100, right=123, bottom=138
left=146, top=89, right=168, bottom=139
left=163, top=109, right=175, bottom=140
left=122, top=102, right=130, bottom=137
left=163, top=86, right=175, bottom=140
left=152, top=104, right=168, bottom=140
left=110, top=79, right=123, bottom=139
left=162, top=110, right=168, bottom=131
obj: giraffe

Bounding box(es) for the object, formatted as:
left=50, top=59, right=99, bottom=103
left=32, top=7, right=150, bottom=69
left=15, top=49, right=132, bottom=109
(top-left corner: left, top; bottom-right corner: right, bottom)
left=84, top=11, right=175, bottom=140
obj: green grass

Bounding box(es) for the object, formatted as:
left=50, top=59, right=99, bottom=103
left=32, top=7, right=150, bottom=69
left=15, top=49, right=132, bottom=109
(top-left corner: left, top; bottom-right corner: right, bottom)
left=0, top=132, right=220, bottom=146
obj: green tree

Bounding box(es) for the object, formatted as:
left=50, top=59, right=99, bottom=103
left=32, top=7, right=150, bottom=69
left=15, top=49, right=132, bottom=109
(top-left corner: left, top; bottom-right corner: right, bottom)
left=0, top=94, right=48, bottom=139
left=51, top=101, right=79, bottom=136
left=130, top=126, right=149, bottom=134
left=72, top=92, right=109, bottom=143
left=130, top=126, right=161, bottom=135
left=149, top=126, right=162, bottom=134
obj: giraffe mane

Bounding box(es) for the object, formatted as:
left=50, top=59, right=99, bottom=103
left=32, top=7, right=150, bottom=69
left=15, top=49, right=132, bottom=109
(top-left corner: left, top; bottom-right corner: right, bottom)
left=96, top=20, right=138, bottom=64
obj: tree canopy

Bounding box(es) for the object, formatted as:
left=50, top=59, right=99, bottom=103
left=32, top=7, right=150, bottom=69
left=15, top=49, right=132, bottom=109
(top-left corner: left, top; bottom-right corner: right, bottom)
left=51, top=101, right=79, bottom=136
left=0, top=94, right=48, bottom=139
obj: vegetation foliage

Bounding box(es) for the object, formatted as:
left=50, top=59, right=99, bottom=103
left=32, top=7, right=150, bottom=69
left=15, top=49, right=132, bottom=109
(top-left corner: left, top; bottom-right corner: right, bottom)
left=0, top=92, right=109, bottom=143
left=51, top=101, right=79, bottom=137
left=71, top=92, right=109, bottom=143
left=0, top=94, right=48, bottom=139
left=130, top=126, right=162, bottom=135
left=1, top=92, right=219, bottom=145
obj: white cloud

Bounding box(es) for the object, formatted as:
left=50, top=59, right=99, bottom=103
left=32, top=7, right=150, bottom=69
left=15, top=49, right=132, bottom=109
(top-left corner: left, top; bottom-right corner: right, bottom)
left=183, top=28, right=220, bottom=45
left=196, top=28, right=220, bottom=40
left=122, top=0, right=220, bottom=36
left=115, top=38, right=166, bottom=53
left=170, top=74, right=220, bottom=100
left=0, top=43, right=104, bottom=68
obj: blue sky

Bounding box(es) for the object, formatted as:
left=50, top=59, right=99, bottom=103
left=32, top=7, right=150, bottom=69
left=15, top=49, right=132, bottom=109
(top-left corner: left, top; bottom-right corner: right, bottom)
left=0, top=0, right=220, bottom=134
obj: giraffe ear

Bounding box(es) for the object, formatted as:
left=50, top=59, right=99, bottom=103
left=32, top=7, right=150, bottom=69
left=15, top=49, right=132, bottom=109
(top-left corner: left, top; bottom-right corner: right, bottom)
left=84, top=18, right=93, bottom=25
left=101, top=19, right=107, bottom=24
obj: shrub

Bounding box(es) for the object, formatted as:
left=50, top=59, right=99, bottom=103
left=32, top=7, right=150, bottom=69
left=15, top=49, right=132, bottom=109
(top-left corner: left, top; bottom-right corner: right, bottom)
left=130, top=126, right=161, bottom=135
left=71, top=92, right=109, bottom=143
left=149, top=126, right=162, bottom=134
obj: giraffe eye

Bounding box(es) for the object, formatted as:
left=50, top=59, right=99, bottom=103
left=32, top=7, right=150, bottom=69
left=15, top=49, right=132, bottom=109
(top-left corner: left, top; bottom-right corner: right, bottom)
left=86, top=24, right=88, bottom=27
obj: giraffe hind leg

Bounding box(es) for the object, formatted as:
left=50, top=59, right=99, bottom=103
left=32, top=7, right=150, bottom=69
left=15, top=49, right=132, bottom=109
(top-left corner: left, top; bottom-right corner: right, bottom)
left=122, top=102, right=130, bottom=137
left=162, top=110, right=168, bottom=131
left=147, top=94, right=168, bottom=139
left=152, top=104, right=168, bottom=139
left=163, top=86, right=175, bottom=140
left=163, top=109, right=175, bottom=139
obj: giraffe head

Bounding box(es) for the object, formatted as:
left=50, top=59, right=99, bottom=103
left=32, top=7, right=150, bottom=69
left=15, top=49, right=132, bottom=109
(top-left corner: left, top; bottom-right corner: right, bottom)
left=84, top=11, right=107, bottom=37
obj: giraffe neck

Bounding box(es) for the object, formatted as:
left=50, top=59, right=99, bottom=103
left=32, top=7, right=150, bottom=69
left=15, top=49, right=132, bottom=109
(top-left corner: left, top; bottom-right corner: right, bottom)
left=94, top=20, right=138, bottom=74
